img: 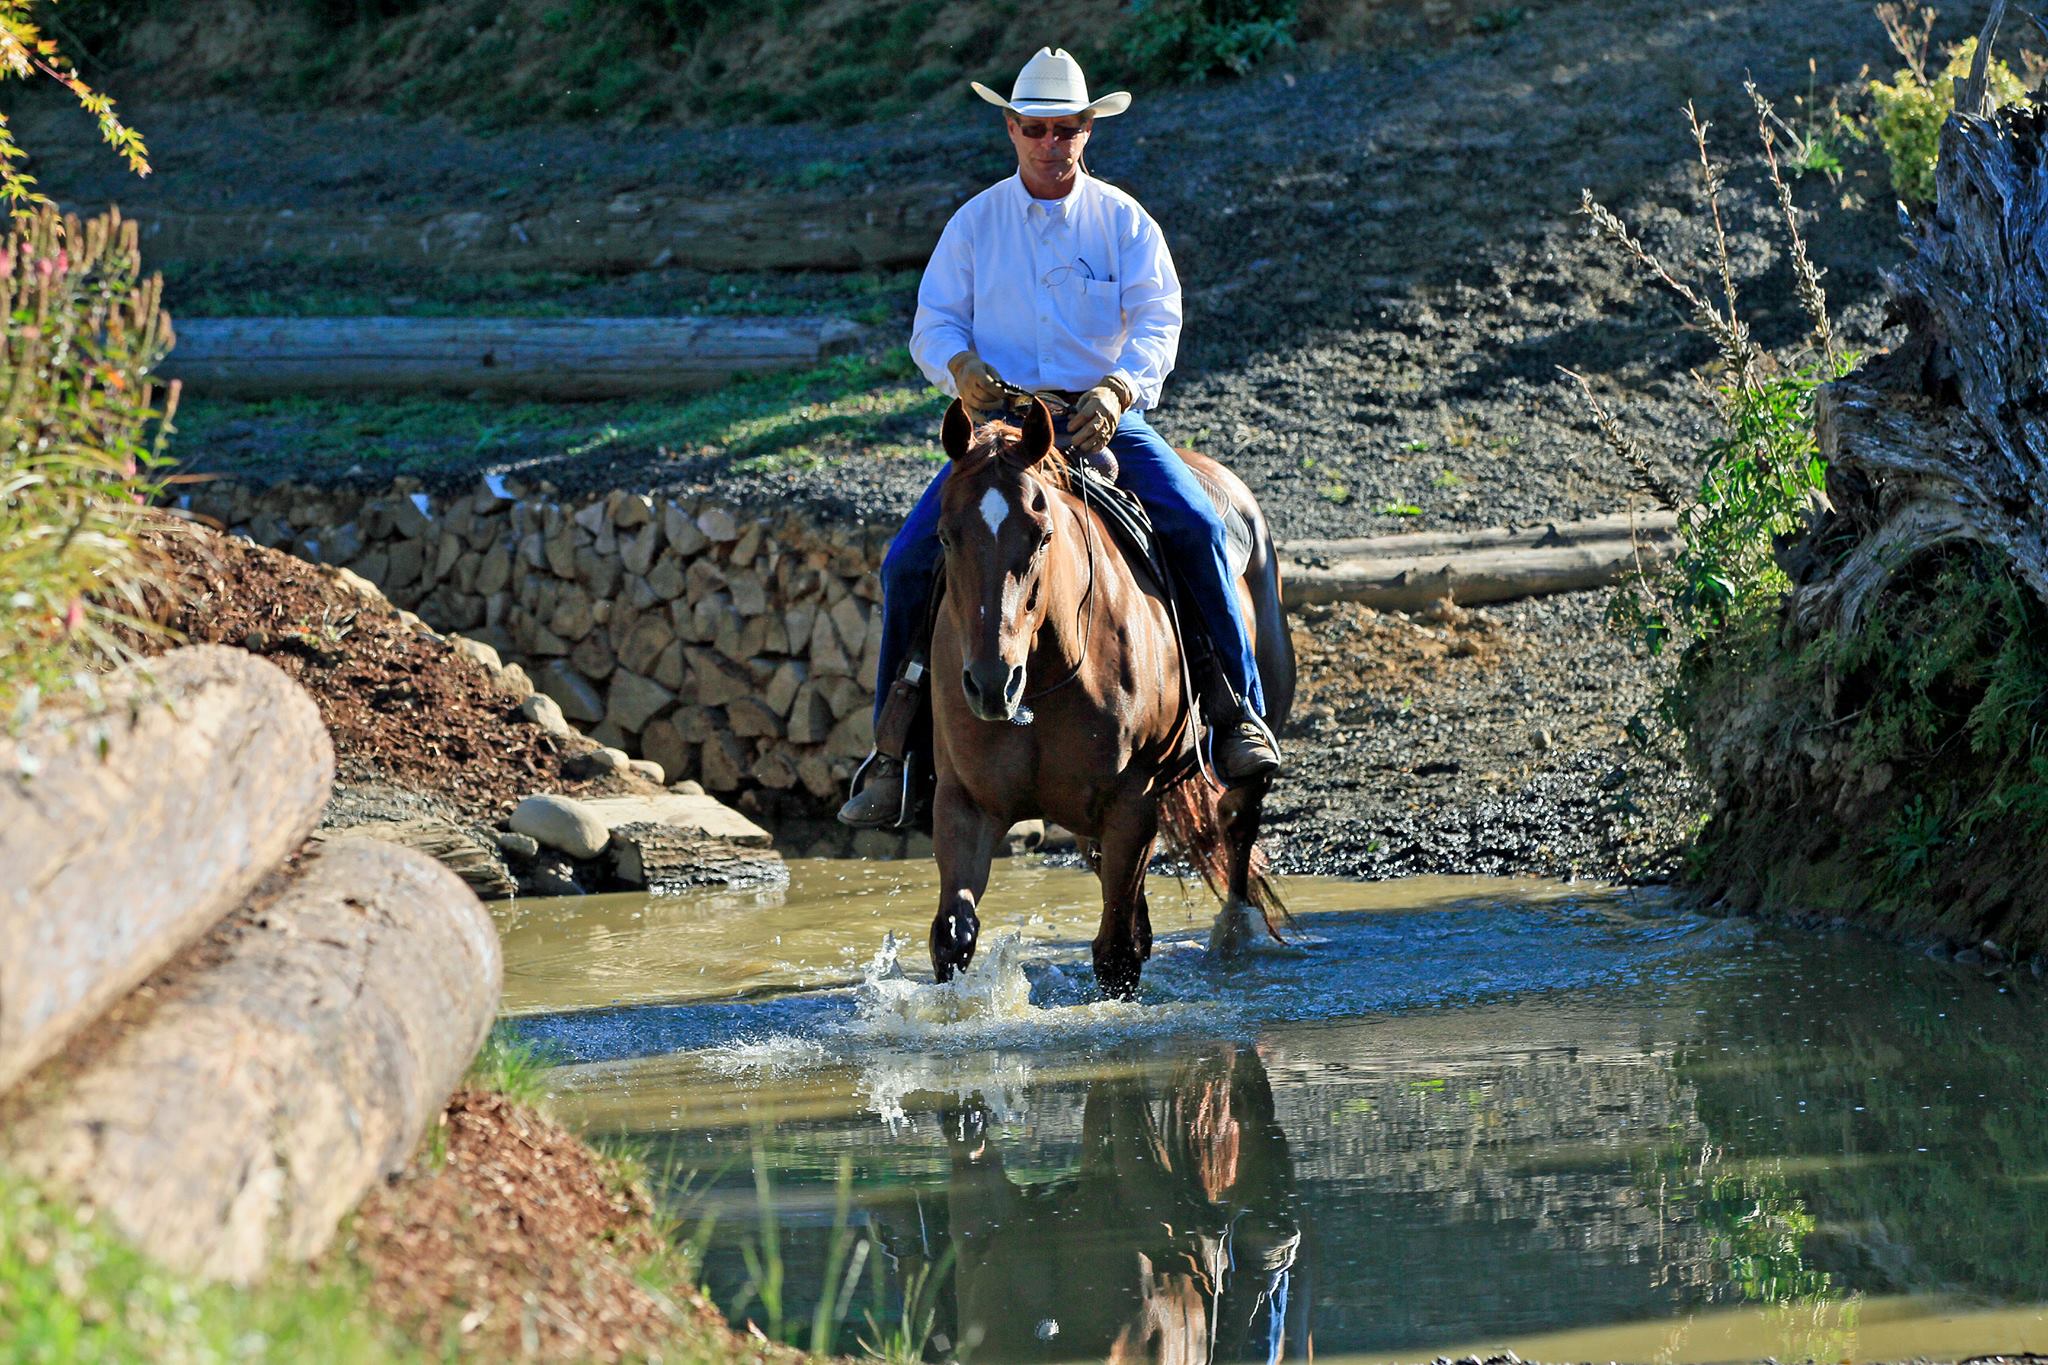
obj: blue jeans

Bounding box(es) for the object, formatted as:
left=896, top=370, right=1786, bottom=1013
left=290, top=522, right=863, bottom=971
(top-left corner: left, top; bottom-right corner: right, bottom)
left=872, top=410, right=1265, bottom=727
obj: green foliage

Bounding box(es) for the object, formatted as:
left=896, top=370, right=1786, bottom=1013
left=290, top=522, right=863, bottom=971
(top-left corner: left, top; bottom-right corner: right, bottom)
left=1869, top=35, right=2031, bottom=205
left=174, top=346, right=942, bottom=485
left=1120, top=0, right=1297, bottom=83
left=1, top=206, right=179, bottom=713
left=0, top=0, right=149, bottom=215
left=464, top=1025, right=557, bottom=1109
left=0, top=1170, right=412, bottom=1361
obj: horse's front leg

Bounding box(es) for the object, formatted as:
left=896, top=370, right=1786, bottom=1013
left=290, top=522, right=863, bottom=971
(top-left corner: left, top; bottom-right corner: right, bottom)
left=931, top=779, right=1000, bottom=981
left=1092, top=796, right=1160, bottom=999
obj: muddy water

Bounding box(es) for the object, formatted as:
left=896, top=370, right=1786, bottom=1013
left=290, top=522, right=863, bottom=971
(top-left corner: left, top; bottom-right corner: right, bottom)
left=496, top=861, right=2048, bottom=1363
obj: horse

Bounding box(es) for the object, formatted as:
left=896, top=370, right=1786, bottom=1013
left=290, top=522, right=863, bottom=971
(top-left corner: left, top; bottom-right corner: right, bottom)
left=924, top=396, right=1295, bottom=997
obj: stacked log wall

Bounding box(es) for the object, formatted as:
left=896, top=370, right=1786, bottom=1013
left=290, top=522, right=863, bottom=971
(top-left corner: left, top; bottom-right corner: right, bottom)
left=190, top=479, right=891, bottom=818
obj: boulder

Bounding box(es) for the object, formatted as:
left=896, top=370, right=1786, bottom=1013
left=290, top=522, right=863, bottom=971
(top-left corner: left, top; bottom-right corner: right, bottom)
left=508, top=794, right=610, bottom=860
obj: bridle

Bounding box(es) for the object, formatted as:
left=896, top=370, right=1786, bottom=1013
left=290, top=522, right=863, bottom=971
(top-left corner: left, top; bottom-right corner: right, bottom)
left=953, top=407, right=1100, bottom=720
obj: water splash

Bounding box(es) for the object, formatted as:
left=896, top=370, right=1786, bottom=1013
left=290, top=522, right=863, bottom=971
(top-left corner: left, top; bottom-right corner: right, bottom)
left=853, top=930, right=1037, bottom=1035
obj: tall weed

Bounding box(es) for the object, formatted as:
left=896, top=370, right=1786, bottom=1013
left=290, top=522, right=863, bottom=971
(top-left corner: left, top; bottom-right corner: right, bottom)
left=1869, top=27, right=2032, bottom=204
left=1121, top=0, right=1297, bottom=83
left=1, top=206, right=179, bottom=714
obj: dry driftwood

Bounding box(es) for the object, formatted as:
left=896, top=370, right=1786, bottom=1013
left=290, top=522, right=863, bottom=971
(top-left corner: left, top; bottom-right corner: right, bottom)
left=1282, top=512, right=1680, bottom=609
left=168, top=314, right=865, bottom=399
left=1790, top=50, right=2048, bottom=639
left=0, top=839, right=501, bottom=1283
left=0, top=645, right=334, bottom=1095
left=91, top=180, right=960, bottom=275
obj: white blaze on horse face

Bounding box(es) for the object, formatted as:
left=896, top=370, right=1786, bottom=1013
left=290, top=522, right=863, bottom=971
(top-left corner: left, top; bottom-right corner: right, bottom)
left=979, top=486, right=1011, bottom=539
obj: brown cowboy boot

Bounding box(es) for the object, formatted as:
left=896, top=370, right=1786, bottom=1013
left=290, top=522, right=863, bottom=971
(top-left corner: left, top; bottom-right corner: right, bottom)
left=838, top=752, right=909, bottom=828
left=1215, top=709, right=1282, bottom=785
left=837, top=658, right=927, bottom=828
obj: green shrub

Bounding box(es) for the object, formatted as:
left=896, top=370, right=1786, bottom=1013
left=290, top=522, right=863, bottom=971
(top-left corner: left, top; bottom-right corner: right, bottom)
left=1121, top=0, right=1297, bottom=83
left=1869, top=36, right=2030, bottom=205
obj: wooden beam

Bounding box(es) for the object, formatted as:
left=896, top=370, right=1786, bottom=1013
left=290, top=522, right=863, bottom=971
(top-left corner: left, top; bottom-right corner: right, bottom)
left=0, top=839, right=500, bottom=1282
left=1281, top=513, right=1681, bottom=609
left=166, top=314, right=866, bottom=399
left=0, top=645, right=333, bottom=1094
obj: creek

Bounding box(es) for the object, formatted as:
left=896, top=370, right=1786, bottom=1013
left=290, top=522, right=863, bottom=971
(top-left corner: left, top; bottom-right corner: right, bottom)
left=495, top=859, right=2048, bottom=1363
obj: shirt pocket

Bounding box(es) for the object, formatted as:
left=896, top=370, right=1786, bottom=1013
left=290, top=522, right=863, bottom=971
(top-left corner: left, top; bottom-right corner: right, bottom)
left=1067, top=277, right=1122, bottom=341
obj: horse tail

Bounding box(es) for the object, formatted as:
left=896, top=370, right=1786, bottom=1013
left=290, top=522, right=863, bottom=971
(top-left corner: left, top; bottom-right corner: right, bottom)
left=1156, top=774, right=1290, bottom=941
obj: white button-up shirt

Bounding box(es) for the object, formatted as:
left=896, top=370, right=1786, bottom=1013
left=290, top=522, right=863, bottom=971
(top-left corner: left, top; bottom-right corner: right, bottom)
left=910, top=171, right=1182, bottom=410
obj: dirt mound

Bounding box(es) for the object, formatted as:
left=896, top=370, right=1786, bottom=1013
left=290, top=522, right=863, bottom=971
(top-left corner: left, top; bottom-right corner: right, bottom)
left=350, top=1089, right=782, bottom=1363
left=137, top=516, right=644, bottom=826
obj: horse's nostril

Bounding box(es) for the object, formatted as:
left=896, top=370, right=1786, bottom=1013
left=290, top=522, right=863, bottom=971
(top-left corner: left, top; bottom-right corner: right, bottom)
left=961, top=667, right=981, bottom=705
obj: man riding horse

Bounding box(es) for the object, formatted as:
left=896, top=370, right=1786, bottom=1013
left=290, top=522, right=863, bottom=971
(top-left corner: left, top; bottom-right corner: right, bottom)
left=840, top=46, right=1284, bottom=828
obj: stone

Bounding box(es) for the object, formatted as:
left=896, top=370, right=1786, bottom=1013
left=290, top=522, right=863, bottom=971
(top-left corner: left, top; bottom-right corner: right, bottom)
left=825, top=709, right=874, bottom=761
left=699, top=729, right=749, bottom=792
left=810, top=610, right=852, bottom=677
left=535, top=660, right=605, bottom=724
left=786, top=684, right=834, bottom=745
left=628, top=758, right=666, bottom=785
left=449, top=635, right=502, bottom=673
left=347, top=549, right=391, bottom=588
left=569, top=633, right=615, bottom=681
left=390, top=494, right=434, bottom=540
left=730, top=523, right=764, bottom=566
left=620, top=525, right=661, bottom=577
left=685, top=648, right=756, bottom=707
left=468, top=541, right=512, bottom=597
left=620, top=614, right=675, bottom=677
left=727, top=568, right=769, bottom=617
left=508, top=794, right=609, bottom=860
left=492, top=661, right=535, bottom=701
left=672, top=779, right=707, bottom=795
left=639, top=718, right=696, bottom=785
left=829, top=596, right=869, bottom=657
left=764, top=660, right=808, bottom=716
left=652, top=640, right=687, bottom=691
left=797, top=753, right=842, bottom=800
left=515, top=690, right=575, bottom=739
left=752, top=747, right=800, bottom=790
left=587, top=720, right=630, bottom=751
left=563, top=746, right=631, bottom=779
left=648, top=553, right=687, bottom=600
left=696, top=504, right=740, bottom=542
left=549, top=589, right=596, bottom=642
left=574, top=791, right=773, bottom=849
left=519, top=530, right=547, bottom=569
left=606, top=669, right=677, bottom=734
left=386, top=538, right=425, bottom=588
left=728, top=696, right=784, bottom=739
left=434, top=531, right=463, bottom=578
left=664, top=501, right=710, bottom=556
left=609, top=491, right=653, bottom=529
left=544, top=527, right=578, bottom=579
left=495, top=831, right=541, bottom=860
left=572, top=500, right=609, bottom=535
left=319, top=521, right=365, bottom=565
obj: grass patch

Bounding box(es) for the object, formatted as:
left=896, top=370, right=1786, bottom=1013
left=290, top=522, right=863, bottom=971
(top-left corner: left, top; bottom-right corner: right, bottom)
left=0, top=1170, right=412, bottom=1362
left=464, top=1025, right=558, bottom=1109
left=173, top=346, right=948, bottom=487
left=164, top=260, right=917, bottom=325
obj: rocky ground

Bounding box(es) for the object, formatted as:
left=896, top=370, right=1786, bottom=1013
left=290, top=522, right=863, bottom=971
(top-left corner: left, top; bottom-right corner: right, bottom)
left=32, top=0, right=1963, bottom=883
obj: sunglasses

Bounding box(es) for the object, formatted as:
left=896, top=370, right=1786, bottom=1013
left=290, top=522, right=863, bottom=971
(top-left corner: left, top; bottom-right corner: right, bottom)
left=1011, top=119, right=1092, bottom=141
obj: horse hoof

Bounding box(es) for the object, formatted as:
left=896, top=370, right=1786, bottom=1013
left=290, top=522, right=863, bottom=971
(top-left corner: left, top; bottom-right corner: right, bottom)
left=930, top=909, right=980, bottom=982
left=1092, top=946, right=1142, bottom=1000
left=1208, top=898, right=1305, bottom=961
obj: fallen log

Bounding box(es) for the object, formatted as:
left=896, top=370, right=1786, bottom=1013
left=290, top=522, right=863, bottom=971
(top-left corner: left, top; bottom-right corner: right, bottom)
left=82, top=180, right=961, bottom=275
left=166, top=315, right=866, bottom=399
left=1281, top=514, right=1680, bottom=610
left=0, top=839, right=501, bottom=1283
left=0, top=645, right=334, bottom=1094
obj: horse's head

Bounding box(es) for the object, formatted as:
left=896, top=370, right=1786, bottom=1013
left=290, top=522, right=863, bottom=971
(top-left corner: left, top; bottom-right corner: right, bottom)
left=937, top=397, right=1068, bottom=723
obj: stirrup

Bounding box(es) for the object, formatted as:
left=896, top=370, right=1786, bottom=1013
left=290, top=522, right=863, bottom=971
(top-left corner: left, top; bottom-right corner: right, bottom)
left=840, top=749, right=918, bottom=829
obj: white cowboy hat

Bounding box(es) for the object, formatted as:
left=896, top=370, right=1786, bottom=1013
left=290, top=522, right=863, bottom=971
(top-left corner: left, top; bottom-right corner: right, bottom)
left=970, top=47, right=1131, bottom=120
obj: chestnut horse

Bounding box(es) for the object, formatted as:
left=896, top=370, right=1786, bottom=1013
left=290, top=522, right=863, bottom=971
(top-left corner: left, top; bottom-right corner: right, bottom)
left=926, top=398, right=1294, bottom=996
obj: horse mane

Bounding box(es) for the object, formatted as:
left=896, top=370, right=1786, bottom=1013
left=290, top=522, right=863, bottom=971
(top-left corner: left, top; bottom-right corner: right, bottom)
left=959, top=417, right=1078, bottom=492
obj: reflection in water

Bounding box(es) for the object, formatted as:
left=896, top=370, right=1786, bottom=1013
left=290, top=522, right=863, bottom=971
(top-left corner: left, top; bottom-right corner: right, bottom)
left=880, top=1046, right=1306, bottom=1364
left=513, top=870, right=2048, bottom=1362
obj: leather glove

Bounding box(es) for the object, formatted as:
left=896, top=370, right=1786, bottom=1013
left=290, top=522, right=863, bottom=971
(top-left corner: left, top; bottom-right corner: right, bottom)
left=1067, top=375, right=1133, bottom=455
left=947, top=350, right=1005, bottom=417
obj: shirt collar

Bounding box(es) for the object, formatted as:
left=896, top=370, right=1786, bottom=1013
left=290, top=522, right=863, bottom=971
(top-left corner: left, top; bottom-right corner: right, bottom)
left=1010, top=169, right=1089, bottom=223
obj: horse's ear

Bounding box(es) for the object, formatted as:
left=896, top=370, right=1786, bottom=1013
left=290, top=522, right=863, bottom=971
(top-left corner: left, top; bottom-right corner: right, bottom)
left=942, top=400, right=974, bottom=462
left=1020, top=398, right=1056, bottom=465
